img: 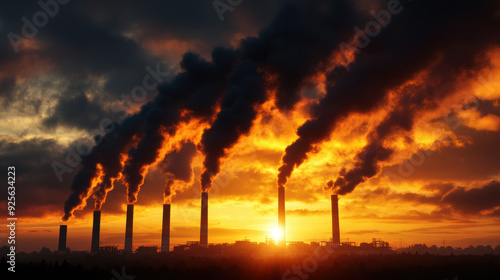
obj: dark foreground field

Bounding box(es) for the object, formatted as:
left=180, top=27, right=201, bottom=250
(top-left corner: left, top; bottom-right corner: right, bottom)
left=2, top=252, right=500, bottom=280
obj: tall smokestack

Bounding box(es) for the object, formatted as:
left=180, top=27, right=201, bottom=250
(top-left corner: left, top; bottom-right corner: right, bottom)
left=200, top=192, right=208, bottom=248
left=91, top=210, right=101, bottom=253
left=161, top=204, right=171, bottom=252
left=58, top=225, right=67, bottom=251
left=125, top=204, right=134, bottom=253
left=331, top=194, right=340, bottom=245
left=278, top=186, right=285, bottom=247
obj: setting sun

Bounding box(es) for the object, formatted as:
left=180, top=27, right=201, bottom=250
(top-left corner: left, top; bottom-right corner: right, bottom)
left=2, top=0, right=500, bottom=278
left=270, top=226, right=283, bottom=242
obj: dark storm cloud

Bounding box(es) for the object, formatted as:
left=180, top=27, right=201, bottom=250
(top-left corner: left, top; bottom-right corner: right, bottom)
left=0, top=0, right=288, bottom=132
left=77, top=0, right=290, bottom=47
left=43, top=93, right=110, bottom=130
left=1, top=1, right=160, bottom=96
left=0, top=78, right=15, bottom=103
left=0, top=138, right=71, bottom=217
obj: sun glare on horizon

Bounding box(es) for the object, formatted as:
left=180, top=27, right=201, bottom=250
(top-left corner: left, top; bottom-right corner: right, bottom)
left=270, top=226, right=283, bottom=242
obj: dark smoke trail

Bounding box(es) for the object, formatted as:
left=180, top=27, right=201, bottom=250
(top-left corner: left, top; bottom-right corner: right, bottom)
left=63, top=48, right=238, bottom=219
left=92, top=153, right=125, bottom=210
left=163, top=179, right=175, bottom=203
left=329, top=49, right=492, bottom=195
left=92, top=118, right=144, bottom=210
left=63, top=116, right=148, bottom=219
left=279, top=0, right=500, bottom=188
left=199, top=60, right=266, bottom=191
left=241, top=0, right=364, bottom=112
left=121, top=49, right=238, bottom=204
left=62, top=155, right=99, bottom=221
left=327, top=87, right=422, bottom=195
left=199, top=0, right=364, bottom=191
left=64, top=0, right=363, bottom=217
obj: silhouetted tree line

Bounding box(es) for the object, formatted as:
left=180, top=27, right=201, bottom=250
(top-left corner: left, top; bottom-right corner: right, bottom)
left=2, top=245, right=500, bottom=280
left=398, top=244, right=500, bottom=255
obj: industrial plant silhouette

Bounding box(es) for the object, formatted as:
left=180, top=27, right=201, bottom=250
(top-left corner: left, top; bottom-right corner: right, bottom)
left=56, top=191, right=347, bottom=254
left=4, top=182, right=499, bottom=279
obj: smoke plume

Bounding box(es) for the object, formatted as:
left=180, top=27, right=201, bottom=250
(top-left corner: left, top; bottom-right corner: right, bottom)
left=63, top=0, right=364, bottom=218
left=63, top=0, right=500, bottom=220
left=279, top=0, right=500, bottom=190
left=328, top=76, right=476, bottom=195
left=63, top=48, right=238, bottom=219
left=198, top=0, right=364, bottom=191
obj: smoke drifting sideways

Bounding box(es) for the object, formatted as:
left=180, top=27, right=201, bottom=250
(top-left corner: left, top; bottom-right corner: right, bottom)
left=62, top=48, right=239, bottom=221
left=160, top=141, right=197, bottom=203
left=198, top=60, right=266, bottom=191
left=280, top=0, right=500, bottom=193
left=198, top=0, right=365, bottom=191
left=63, top=0, right=366, bottom=220
left=123, top=0, right=364, bottom=196
left=328, top=64, right=484, bottom=196
left=62, top=0, right=500, bottom=220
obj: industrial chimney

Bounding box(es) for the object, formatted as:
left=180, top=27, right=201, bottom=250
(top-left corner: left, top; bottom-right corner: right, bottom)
left=161, top=204, right=171, bottom=252
left=58, top=225, right=67, bottom=251
left=331, top=194, right=340, bottom=246
left=91, top=210, right=101, bottom=253
left=200, top=192, right=208, bottom=248
left=124, top=204, right=134, bottom=253
left=278, top=186, right=285, bottom=247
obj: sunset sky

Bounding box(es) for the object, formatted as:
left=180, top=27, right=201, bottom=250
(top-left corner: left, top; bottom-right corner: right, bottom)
left=1, top=0, right=500, bottom=252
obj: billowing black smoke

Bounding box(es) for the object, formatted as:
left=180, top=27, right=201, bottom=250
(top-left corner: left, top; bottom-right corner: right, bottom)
left=279, top=0, right=500, bottom=191
left=63, top=48, right=238, bottom=220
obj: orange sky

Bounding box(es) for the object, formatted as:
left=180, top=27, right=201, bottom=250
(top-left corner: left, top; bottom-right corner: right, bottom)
left=1, top=1, right=500, bottom=254
left=4, top=61, right=500, bottom=252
